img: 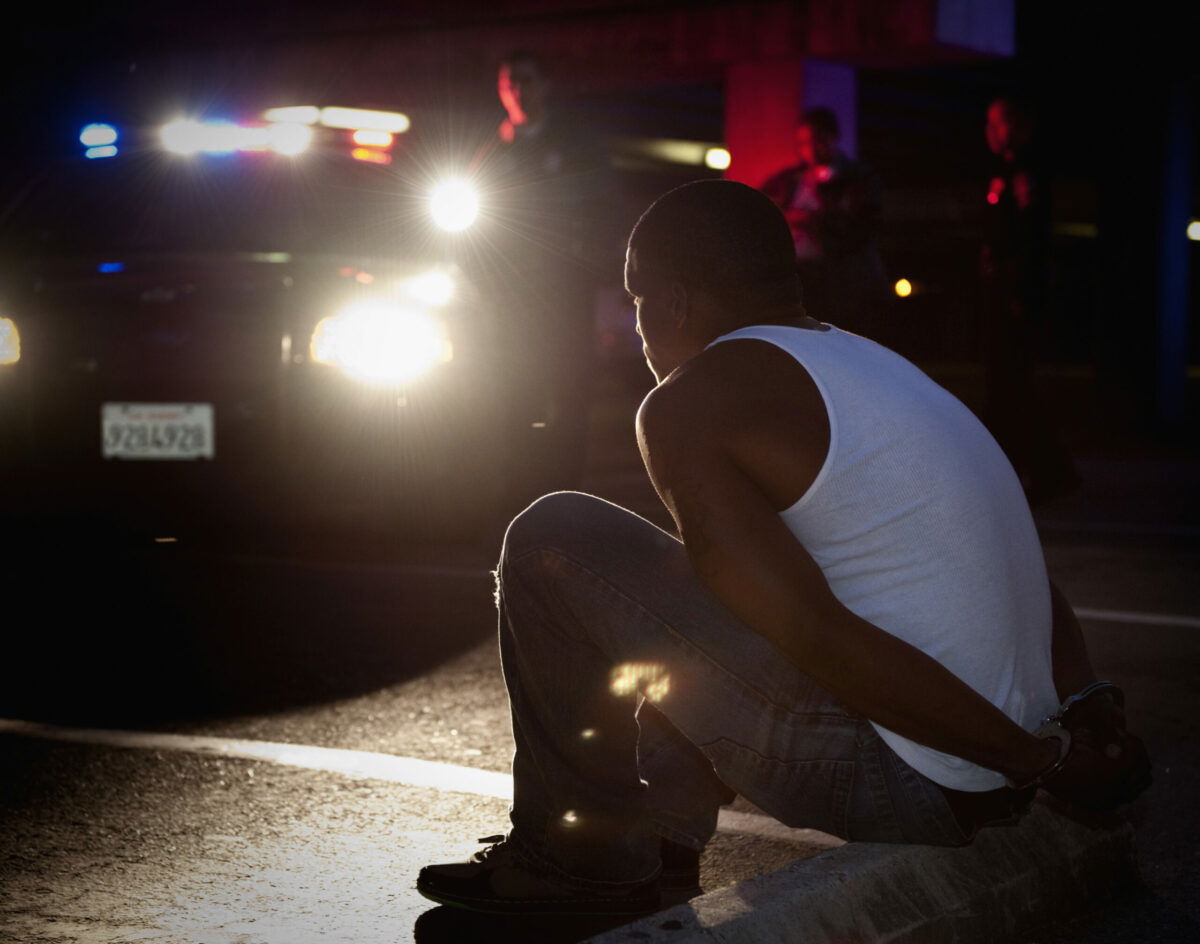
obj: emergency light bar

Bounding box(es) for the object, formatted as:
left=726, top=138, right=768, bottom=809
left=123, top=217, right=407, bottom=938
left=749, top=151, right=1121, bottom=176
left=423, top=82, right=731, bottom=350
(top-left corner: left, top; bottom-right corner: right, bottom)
left=261, top=106, right=410, bottom=134
left=79, top=106, right=408, bottom=161
left=160, top=119, right=314, bottom=156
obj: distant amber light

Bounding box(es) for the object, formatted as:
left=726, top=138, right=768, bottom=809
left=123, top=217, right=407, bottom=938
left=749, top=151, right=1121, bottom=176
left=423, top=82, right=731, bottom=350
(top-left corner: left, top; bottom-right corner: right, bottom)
left=1188, top=220, right=1200, bottom=242
left=0, top=318, right=19, bottom=365
left=705, top=147, right=731, bottom=170
left=351, top=147, right=392, bottom=165
left=894, top=278, right=914, bottom=298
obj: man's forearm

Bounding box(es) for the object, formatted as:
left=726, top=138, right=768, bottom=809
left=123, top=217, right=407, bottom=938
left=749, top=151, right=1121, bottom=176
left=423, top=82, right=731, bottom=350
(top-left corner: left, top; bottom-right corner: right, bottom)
left=685, top=528, right=1060, bottom=787
left=772, top=597, right=1058, bottom=786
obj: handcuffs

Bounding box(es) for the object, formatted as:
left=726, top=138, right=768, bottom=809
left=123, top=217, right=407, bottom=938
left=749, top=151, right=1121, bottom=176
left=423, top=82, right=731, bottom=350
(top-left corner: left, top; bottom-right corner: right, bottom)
left=1004, top=680, right=1125, bottom=792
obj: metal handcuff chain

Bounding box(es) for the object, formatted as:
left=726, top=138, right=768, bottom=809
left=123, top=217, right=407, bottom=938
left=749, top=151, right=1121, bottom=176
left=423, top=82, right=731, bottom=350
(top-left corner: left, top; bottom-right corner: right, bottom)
left=1004, top=680, right=1124, bottom=792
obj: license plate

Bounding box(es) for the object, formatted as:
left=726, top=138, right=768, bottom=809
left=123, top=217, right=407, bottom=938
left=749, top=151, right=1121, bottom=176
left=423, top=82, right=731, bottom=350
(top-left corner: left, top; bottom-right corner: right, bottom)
left=101, top=402, right=215, bottom=460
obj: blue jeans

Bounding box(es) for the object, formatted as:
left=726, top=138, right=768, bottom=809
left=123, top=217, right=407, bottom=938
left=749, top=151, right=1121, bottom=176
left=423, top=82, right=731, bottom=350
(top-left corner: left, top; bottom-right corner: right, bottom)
left=496, top=492, right=968, bottom=888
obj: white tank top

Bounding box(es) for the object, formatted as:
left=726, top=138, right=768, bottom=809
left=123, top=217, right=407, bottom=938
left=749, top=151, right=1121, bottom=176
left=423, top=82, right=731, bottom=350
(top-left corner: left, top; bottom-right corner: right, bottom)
left=709, top=324, right=1059, bottom=791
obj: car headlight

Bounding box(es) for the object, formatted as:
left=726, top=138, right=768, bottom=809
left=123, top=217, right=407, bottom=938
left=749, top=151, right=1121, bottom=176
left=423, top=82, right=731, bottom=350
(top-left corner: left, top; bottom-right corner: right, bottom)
left=399, top=270, right=456, bottom=307
left=0, top=317, right=20, bottom=365
left=430, top=178, right=479, bottom=232
left=309, top=300, right=453, bottom=384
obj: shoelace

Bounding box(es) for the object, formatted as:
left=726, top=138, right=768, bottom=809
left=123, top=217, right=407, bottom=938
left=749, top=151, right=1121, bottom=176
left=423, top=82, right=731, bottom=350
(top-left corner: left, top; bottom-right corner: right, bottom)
left=471, top=834, right=509, bottom=864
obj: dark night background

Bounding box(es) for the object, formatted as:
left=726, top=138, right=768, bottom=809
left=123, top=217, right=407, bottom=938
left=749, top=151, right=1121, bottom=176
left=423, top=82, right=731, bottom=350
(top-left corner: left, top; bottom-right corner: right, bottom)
left=4, top=0, right=1198, bottom=438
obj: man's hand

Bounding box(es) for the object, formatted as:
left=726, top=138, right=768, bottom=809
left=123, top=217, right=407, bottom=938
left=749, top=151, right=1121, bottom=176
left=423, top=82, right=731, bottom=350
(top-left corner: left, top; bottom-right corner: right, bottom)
left=1037, top=687, right=1151, bottom=812
left=1042, top=730, right=1151, bottom=812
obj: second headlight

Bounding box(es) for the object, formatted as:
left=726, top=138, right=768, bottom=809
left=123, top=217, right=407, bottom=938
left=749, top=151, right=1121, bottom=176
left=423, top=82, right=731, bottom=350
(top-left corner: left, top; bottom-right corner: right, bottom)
left=310, top=300, right=453, bottom=384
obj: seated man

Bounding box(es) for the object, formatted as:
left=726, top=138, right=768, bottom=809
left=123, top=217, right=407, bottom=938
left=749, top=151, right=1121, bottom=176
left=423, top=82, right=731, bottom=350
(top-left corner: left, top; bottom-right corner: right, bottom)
left=417, top=180, right=1150, bottom=916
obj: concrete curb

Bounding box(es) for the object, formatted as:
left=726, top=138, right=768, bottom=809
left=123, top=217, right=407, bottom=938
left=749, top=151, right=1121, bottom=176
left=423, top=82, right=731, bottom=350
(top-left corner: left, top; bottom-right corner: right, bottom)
left=587, top=800, right=1136, bottom=943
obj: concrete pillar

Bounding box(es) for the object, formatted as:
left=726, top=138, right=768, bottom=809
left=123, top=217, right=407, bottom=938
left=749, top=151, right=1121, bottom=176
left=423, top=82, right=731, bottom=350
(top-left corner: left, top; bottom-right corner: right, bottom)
left=723, top=58, right=858, bottom=189
left=723, top=59, right=805, bottom=189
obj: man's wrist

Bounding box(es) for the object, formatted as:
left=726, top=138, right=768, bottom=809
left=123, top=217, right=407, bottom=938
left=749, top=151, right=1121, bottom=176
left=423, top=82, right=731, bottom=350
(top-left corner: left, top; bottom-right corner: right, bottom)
left=1000, top=730, right=1064, bottom=787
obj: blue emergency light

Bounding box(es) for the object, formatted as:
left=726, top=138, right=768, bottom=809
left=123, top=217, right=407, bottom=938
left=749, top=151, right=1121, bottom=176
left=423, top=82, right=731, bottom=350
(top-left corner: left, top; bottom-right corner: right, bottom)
left=80, top=123, right=119, bottom=159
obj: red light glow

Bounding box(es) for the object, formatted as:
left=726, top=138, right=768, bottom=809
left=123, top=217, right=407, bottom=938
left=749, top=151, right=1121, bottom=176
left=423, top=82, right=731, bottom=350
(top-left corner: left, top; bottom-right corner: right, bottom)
left=351, top=148, right=392, bottom=165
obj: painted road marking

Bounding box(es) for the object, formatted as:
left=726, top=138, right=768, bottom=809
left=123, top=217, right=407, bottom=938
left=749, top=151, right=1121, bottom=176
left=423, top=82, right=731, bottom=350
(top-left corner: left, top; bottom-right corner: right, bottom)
left=1074, top=607, right=1200, bottom=629
left=0, top=720, right=843, bottom=849
left=0, top=720, right=512, bottom=797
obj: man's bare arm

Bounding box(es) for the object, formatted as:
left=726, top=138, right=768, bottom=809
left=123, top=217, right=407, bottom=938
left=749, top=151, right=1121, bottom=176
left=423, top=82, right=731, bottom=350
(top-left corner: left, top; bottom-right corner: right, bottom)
left=636, top=368, right=1060, bottom=786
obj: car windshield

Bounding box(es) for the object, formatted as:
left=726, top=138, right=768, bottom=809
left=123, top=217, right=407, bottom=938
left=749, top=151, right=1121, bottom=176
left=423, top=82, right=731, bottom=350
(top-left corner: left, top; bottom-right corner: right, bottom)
left=0, top=146, right=427, bottom=258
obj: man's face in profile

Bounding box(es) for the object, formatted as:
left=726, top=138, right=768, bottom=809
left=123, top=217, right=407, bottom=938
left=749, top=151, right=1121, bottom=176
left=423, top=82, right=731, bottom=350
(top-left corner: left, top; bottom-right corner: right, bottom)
left=498, top=61, right=549, bottom=127
left=986, top=100, right=1028, bottom=160
left=985, top=101, right=1012, bottom=157
left=626, top=249, right=688, bottom=384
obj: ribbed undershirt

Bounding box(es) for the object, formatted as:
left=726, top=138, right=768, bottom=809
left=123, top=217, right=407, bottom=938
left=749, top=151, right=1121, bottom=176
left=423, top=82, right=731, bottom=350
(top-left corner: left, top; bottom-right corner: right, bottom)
left=709, top=324, right=1058, bottom=791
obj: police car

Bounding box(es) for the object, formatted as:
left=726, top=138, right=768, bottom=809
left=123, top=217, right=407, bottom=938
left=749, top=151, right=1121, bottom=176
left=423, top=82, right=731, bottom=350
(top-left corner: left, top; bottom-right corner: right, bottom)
left=0, top=106, right=547, bottom=543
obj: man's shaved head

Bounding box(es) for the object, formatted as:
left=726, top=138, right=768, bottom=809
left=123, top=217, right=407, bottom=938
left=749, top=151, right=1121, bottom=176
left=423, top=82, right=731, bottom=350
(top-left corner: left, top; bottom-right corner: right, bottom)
left=627, top=180, right=800, bottom=308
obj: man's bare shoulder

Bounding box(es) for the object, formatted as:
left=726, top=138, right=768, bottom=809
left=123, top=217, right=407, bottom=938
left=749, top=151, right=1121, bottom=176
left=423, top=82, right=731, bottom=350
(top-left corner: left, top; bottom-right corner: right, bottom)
left=638, top=335, right=830, bottom=511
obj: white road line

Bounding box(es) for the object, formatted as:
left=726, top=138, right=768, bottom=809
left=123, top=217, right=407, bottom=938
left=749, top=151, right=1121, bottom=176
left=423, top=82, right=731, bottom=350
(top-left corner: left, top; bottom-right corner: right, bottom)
left=0, top=720, right=512, bottom=798
left=0, top=720, right=841, bottom=848
left=1074, top=607, right=1200, bottom=629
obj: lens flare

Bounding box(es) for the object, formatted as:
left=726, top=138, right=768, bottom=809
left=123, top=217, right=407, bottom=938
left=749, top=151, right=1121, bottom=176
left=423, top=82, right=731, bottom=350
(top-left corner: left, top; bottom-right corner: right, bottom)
left=610, top=663, right=670, bottom=702
left=430, top=179, right=479, bottom=232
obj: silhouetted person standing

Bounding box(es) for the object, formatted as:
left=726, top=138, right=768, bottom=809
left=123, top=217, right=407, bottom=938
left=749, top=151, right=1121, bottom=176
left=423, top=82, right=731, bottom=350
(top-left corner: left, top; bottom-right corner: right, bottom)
left=980, top=97, right=1078, bottom=505
left=473, top=51, right=613, bottom=496
left=760, top=107, right=887, bottom=338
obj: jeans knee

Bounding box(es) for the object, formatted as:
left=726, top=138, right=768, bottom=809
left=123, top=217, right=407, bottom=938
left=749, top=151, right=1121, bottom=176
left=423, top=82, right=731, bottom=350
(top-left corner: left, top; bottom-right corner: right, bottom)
left=496, top=491, right=635, bottom=608
left=501, top=491, right=596, bottom=563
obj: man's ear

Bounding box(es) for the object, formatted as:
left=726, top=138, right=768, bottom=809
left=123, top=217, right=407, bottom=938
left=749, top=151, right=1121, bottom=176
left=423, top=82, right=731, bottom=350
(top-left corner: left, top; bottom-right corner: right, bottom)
left=669, top=280, right=689, bottom=326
